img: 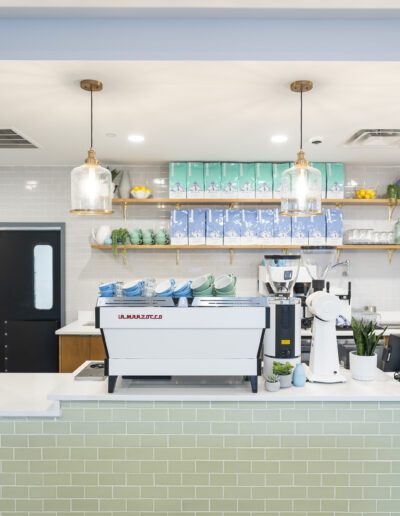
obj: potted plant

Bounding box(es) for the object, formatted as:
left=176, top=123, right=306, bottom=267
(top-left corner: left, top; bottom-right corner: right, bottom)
left=111, top=228, right=132, bottom=257
left=265, top=374, right=280, bottom=392
left=350, top=318, right=385, bottom=381
left=272, top=361, right=294, bottom=388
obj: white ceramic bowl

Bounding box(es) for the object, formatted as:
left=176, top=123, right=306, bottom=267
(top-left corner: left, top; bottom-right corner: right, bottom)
left=131, top=190, right=151, bottom=199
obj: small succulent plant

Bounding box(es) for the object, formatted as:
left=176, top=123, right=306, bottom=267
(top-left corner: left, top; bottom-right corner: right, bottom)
left=266, top=374, right=280, bottom=383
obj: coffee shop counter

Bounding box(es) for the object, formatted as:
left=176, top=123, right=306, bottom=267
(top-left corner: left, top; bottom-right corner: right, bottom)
left=1, top=364, right=400, bottom=418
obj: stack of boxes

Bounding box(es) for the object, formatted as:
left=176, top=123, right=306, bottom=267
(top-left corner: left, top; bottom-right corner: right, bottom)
left=169, top=161, right=345, bottom=199
left=170, top=208, right=343, bottom=245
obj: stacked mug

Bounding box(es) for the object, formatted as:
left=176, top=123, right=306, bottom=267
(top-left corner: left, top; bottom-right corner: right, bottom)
left=191, top=274, right=215, bottom=297
left=122, top=280, right=145, bottom=297
left=173, top=280, right=192, bottom=298
left=214, top=274, right=237, bottom=297
left=98, top=282, right=116, bottom=297
left=154, top=279, right=176, bottom=297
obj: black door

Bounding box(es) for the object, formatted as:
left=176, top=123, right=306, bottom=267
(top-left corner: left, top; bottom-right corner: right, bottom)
left=0, top=229, right=62, bottom=372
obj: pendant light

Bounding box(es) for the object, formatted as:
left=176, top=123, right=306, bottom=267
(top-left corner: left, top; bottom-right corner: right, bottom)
left=280, top=80, right=322, bottom=216
left=70, top=79, right=113, bottom=215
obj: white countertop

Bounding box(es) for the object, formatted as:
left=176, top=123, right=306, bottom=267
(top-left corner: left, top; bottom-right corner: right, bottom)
left=1, top=364, right=400, bottom=418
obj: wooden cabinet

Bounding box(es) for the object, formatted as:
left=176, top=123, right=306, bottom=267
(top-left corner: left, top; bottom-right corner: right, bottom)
left=58, top=335, right=106, bottom=372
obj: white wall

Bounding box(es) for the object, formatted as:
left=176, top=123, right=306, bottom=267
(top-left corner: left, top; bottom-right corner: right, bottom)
left=0, top=163, right=399, bottom=323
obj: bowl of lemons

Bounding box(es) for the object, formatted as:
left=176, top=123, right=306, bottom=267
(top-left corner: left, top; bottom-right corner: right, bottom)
left=131, top=185, right=152, bottom=199
left=354, top=187, right=376, bottom=200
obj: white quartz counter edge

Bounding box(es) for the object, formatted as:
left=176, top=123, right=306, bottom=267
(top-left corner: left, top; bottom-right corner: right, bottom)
left=1, top=366, right=400, bottom=418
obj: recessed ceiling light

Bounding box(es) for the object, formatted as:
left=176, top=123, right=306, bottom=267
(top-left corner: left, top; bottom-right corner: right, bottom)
left=271, top=134, right=288, bottom=144
left=128, top=134, right=145, bottom=143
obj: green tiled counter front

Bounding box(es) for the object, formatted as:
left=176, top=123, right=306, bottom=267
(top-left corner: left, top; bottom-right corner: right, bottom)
left=1, top=401, right=400, bottom=515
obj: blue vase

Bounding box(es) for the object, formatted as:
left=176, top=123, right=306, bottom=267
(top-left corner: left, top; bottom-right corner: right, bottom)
left=292, top=363, right=306, bottom=387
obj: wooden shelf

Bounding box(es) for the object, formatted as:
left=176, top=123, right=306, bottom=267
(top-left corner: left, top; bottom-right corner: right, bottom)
left=113, top=197, right=394, bottom=206
left=92, top=244, right=400, bottom=250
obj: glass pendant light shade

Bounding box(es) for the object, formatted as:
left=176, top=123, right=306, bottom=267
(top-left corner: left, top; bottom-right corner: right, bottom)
left=70, top=150, right=113, bottom=215
left=70, top=79, right=113, bottom=215
left=280, top=151, right=322, bottom=216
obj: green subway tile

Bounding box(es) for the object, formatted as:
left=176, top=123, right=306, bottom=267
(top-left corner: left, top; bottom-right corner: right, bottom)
left=14, top=421, right=43, bottom=434
left=196, top=460, right=224, bottom=473
left=308, top=435, right=336, bottom=447
left=112, top=486, right=142, bottom=499
left=224, top=460, right=252, bottom=473
left=293, top=474, right=320, bottom=486
left=267, top=422, right=296, bottom=434
left=0, top=421, right=14, bottom=432
left=224, top=409, right=252, bottom=422
left=43, top=473, right=70, bottom=486
left=71, top=499, right=99, bottom=511
left=350, top=473, right=378, bottom=486
left=211, top=448, right=236, bottom=460
left=126, top=498, right=154, bottom=511
left=267, top=401, right=294, bottom=409
left=251, top=460, right=279, bottom=473
left=126, top=447, right=154, bottom=460
left=169, top=486, right=196, bottom=498
left=2, top=486, right=29, bottom=498
left=379, top=422, right=400, bottom=434
left=363, top=486, right=391, bottom=499
left=337, top=410, right=364, bottom=421
left=366, top=435, right=392, bottom=447
left=29, top=486, right=57, bottom=498
left=126, top=473, right=154, bottom=485
left=378, top=500, right=400, bottom=511
left=378, top=448, right=400, bottom=460
left=265, top=499, right=293, bottom=511
left=336, top=486, right=363, bottom=499
left=182, top=448, right=208, bottom=460
left=211, top=422, right=239, bottom=434
left=324, top=422, right=351, bottom=434
left=140, top=486, right=168, bottom=498
left=252, top=409, right=281, bottom=421
left=238, top=498, right=265, bottom=511
left=168, top=435, right=195, bottom=447
left=57, top=435, right=84, bottom=447
left=43, top=447, right=70, bottom=460
left=378, top=473, right=400, bottom=485
left=14, top=448, right=41, bottom=460
left=0, top=500, right=15, bottom=511
left=139, top=460, right=167, bottom=474
left=306, top=486, right=335, bottom=498
left=98, top=473, right=125, bottom=485
left=294, top=448, right=320, bottom=460
left=307, top=461, right=335, bottom=473
left=364, top=460, right=391, bottom=473
left=182, top=498, right=209, bottom=511
left=97, top=448, right=126, bottom=460
left=155, top=473, right=182, bottom=486
left=61, top=408, right=85, bottom=421
left=141, top=408, right=169, bottom=421
left=239, top=447, right=263, bottom=460
left=57, top=460, right=84, bottom=473
left=293, top=499, right=321, bottom=511
left=112, top=408, right=139, bottom=421
left=321, top=448, right=348, bottom=460
left=57, top=486, right=85, bottom=498
left=0, top=448, right=14, bottom=460
left=365, top=409, right=393, bottom=422
left=98, top=422, right=126, bottom=434
left=279, top=486, right=307, bottom=498
left=29, top=461, right=57, bottom=473
left=43, top=499, right=71, bottom=511
left=70, top=447, right=97, bottom=460
left=154, top=498, right=182, bottom=511
left=168, top=460, right=195, bottom=473
left=252, top=435, right=279, bottom=448
left=15, top=473, right=43, bottom=486
left=71, top=473, right=99, bottom=485
left=126, top=422, right=154, bottom=434
left=322, top=473, right=349, bottom=486
left=280, top=461, right=307, bottom=474
left=309, top=409, right=337, bottom=421
left=99, top=499, right=127, bottom=511
left=349, top=448, right=377, bottom=460
left=70, top=422, right=99, bottom=434
left=239, top=422, right=266, bottom=434
left=85, top=460, right=112, bottom=473
left=296, top=422, right=324, bottom=434
left=336, top=460, right=363, bottom=473
left=336, top=435, right=363, bottom=448
left=181, top=473, right=210, bottom=486
left=195, top=486, right=223, bottom=498
left=349, top=499, right=377, bottom=511
left=352, top=422, right=380, bottom=434
left=43, top=421, right=71, bottom=434
left=266, top=473, right=293, bottom=486
left=85, top=486, right=112, bottom=498
left=281, top=409, right=308, bottom=421
left=86, top=435, right=113, bottom=447
left=2, top=461, right=29, bottom=473
left=169, top=409, right=196, bottom=421
left=16, top=500, right=43, bottom=511
left=197, top=435, right=224, bottom=447
left=154, top=422, right=183, bottom=434
left=1, top=435, right=28, bottom=447
left=226, top=485, right=252, bottom=498
left=182, top=422, right=211, bottom=434
left=0, top=473, right=16, bottom=485
left=211, top=499, right=238, bottom=511
left=321, top=499, right=349, bottom=511
left=112, top=435, right=140, bottom=447
left=85, top=408, right=113, bottom=420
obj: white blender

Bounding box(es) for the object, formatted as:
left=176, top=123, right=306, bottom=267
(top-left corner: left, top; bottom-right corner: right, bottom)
left=262, top=255, right=302, bottom=377
left=301, top=246, right=345, bottom=383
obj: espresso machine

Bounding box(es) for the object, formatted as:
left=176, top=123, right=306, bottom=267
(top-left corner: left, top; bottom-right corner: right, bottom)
left=301, top=246, right=346, bottom=383
left=262, top=255, right=302, bottom=377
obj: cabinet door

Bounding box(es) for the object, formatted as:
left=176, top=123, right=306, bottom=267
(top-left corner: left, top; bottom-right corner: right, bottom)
left=59, top=335, right=90, bottom=372
left=90, top=336, right=106, bottom=360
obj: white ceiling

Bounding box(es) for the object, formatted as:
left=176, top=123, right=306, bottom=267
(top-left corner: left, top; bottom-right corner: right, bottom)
left=2, top=61, right=400, bottom=166
left=1, top=0, right=400, bottom=18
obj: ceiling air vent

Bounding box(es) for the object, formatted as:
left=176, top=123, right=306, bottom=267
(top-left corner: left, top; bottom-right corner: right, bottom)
left=345, top=129, right=400, bottom=148
left=0, top=129, right=37, bottom=149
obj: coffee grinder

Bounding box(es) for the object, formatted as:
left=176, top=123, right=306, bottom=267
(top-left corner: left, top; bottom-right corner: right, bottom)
left=301, top=246, right=346, bottom=383
left=263, top=255, right=302, bottom=377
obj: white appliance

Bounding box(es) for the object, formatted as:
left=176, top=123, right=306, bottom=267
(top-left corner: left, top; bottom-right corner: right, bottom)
left=305, top=290, right=346, bottom=383
left=96, top=296, right=269, bottom=393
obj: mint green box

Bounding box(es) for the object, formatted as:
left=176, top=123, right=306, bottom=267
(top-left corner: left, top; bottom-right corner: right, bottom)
left=187, top=162, right=204, bottom=199
left=272, top=163, right=289, bottom=198
left=310, top=162, right=327, bottom=199
left=238, top=163, right=255, bottom=199
left=221, top=162, right=239, bottom=198
left=204, top=162, right=222, bottom=198
left=326, top=162, right=345, bottom=199
left=169, top=162, right=187, bottom=199
left=255, top=163, right=273, bottom=199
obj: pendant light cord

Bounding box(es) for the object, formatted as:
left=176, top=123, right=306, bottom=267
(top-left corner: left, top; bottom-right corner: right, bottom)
left=90, top=89, right=93, bottom=149
left=300, top=89, right=303, bottom=150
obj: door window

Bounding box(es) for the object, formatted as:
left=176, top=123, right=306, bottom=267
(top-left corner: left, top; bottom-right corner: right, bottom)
left=33, top=244, right=53, bottom=310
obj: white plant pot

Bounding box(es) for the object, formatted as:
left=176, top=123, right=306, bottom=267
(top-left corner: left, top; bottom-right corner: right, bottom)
left=350, top=352, right=377, bottom=381
left=278, top=373, right=293, bottom=388
left=265, top=380, right=280, bottom=392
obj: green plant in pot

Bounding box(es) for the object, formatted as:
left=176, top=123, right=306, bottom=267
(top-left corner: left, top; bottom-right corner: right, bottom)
left=272, top=361, right=294, bottom=388
left=265, top=373, right=280, bottom=392
left=350, top=317, right=386, bottom=381
left=111, top=228, right=131, bottom=257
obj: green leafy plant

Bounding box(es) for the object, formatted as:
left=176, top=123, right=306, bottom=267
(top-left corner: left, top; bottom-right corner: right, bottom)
left=351, top=317, right=386, bottom=356
left=266, top=374, right=280, bottom=383
left=111, top=228, right=131, bottom=256
left=272, top=361, right=294, bottom=376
